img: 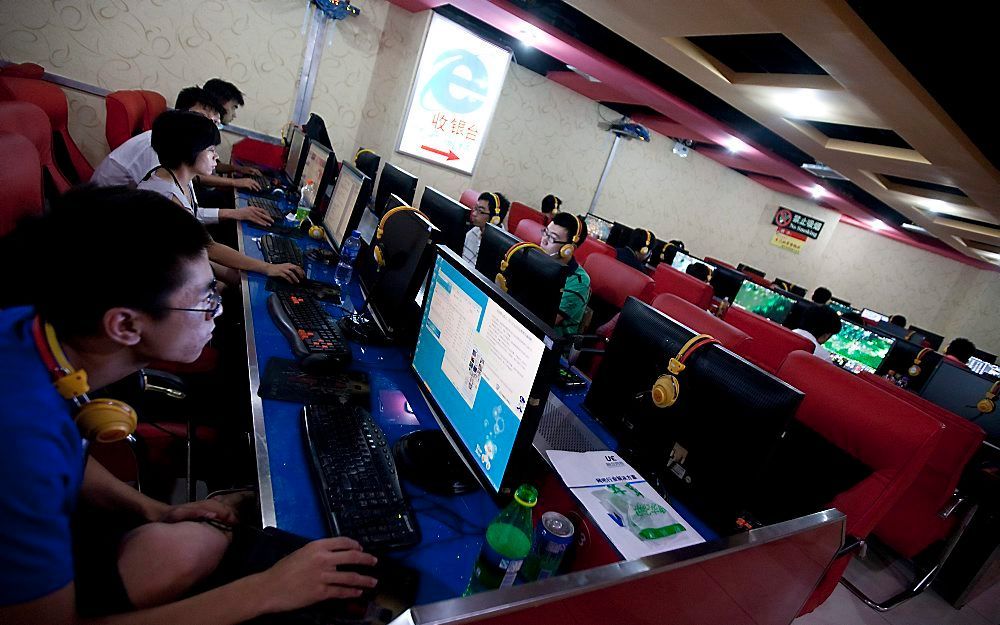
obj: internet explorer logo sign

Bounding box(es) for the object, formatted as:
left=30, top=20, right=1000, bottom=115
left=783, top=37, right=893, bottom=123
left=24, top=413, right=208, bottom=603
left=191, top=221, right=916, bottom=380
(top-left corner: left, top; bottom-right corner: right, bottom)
left=421, top=49, right=489, bottom=114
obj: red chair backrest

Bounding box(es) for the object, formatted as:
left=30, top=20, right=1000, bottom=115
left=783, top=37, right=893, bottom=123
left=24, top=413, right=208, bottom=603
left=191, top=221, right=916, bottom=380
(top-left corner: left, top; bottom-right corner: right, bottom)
left=584, top=254, right=654, bottom=310
left=648, top=263, right=714, bottom=309
left=0, top=76, right=93, bottom=183
left=231, top=137, right=285, bottom=170
left=777, top=352, right=941, bottom=614
left=105, top=90, right=147, bottom=150
left=0, top=101, right=71, bottom=194
left=139, top=90, right=167, bottom=130
left=650, top=294, right=752, bottom=353
left=0, top=132, right=43, bottom=237
left=857, top=371, right=985, bottom=558
left=508, top=201, right=545, bottom=233
left=513, top=219, right=545, bottom=245
left=575, top=236, right=615, bottom=268
left=722, top=306, right=813, bottom=374
left=0, top=63, right=45, bottom=79
left=459, top=188, right=480, bottom=209
left=743, top=272, right=772, bottom=288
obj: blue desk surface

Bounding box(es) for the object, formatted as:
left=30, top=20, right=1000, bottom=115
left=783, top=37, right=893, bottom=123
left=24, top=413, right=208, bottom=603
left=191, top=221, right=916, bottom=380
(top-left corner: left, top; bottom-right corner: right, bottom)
left=236, top=221, right=716, bottom=605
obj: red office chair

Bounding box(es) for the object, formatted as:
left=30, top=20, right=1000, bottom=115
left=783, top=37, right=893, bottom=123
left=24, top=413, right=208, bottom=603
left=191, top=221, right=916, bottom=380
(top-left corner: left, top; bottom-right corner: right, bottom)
left=776, top=352, right=942, bottom=615
left=575, top=236, right=615, bottom=268
left=0, top=62, right=45, bottom=79
left=459, top=188, right=480, bottom=209
left=105, top=90, right=148, bottom=150
left=650, top=294, right=752, bottom=353
left=0, top=101, right=71, bottom=196
left=722, top=306, right=813, bottom=374
left=514, top=219, right=545, bottom=245
left=583, top=254, right=653, bottom=331
left=508, top=201, right=545, bottom=233
left=646, top=263, right=714, bottom=309
left=139, top=90, right=166, bottom=130
left=0, top=131, right=43, bottom=237
left=0, top=75, right=94, bottom=183
left=232, top=137, right=285, bottom=171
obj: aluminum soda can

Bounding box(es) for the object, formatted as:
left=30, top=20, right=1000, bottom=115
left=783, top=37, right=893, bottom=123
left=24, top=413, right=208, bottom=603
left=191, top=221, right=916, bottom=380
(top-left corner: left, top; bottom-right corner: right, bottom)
left=526, top=511, right=575, bottom=581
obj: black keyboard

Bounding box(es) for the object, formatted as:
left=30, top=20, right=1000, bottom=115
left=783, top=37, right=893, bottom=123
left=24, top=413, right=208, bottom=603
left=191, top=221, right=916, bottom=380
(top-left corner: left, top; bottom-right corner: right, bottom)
left=267, top=292, right=351, bottom=373
left=304, top=404, right=420, bottom=551
left=248, top=196, right=289, bottom=222
left=260, top=233, right=304, bottom=267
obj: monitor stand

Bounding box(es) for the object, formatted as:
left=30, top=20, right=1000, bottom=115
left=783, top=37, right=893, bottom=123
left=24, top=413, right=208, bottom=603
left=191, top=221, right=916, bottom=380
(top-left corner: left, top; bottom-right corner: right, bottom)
left=393, top=430, right=478, bottom=496
left=338, top=312, right=393, bottom=346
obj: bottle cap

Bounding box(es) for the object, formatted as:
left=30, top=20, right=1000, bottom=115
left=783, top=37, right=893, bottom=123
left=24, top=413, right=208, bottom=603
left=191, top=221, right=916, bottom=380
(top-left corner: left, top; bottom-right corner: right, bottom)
left=513, top=484, right=538, bottom=508
left=351, top=229, right=361, bottom=237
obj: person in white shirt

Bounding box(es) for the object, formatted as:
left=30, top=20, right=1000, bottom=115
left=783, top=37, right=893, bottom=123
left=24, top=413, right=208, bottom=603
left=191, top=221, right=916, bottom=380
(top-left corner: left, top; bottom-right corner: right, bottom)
left=138, top=110, right=303, bottom=285
left=463, top=191, right=509, bottom=264
left=91, top=87, right=272, bottom=227
left=792, top=304, right=842, bottom=362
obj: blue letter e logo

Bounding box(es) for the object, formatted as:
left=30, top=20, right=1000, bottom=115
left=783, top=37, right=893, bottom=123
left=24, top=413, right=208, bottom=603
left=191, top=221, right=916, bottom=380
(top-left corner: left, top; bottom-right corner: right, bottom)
left=421, top=49, right=488, bottom=114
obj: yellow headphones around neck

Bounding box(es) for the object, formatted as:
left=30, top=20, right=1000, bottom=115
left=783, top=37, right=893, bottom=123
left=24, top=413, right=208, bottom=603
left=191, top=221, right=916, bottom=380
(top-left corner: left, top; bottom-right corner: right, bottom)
left=978, top=381, right=999, bottom=414
left=650, top=333, right=719, bottom=408
left=638, top=229, right=652, bottom=257
left=496, top=242, right=544, bottom=292
left=32, top=317, right=137, bottom=443
left=373, top=205, right=429, bottom=269
left=559, top=214, right=583, bottom=260
left=908, top=347, right=933, bottom=377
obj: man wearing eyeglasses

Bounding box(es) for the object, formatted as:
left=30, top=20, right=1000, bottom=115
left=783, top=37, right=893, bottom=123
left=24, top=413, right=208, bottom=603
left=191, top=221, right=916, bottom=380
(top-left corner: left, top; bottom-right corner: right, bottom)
left=0, top=187, right=375, bottom=624
left=463, top=191, right=510, bottom=264
left=538, top=212, right=591, bottom=337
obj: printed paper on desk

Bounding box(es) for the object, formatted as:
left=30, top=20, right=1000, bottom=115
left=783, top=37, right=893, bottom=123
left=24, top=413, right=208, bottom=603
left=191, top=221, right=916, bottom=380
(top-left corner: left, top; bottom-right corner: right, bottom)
left=548, top=450, right=705, bottom=560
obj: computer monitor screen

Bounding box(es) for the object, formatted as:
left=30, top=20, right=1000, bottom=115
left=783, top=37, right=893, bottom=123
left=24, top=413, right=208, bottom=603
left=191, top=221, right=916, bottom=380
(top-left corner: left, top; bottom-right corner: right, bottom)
left=827, top=300, right=854, bottom=316
left=412, top=247, right=556, bottom=494
left=823, top=320, right=895, bottom=374
left=968, top=357, right=1000, bottom=378
left=737, top=263, right=765, bottom=278
left=709, top=266, right=746, bottom=301
left=861, top=308, right=889, bottom=324
left=583, top=214, right=613, bottom=242
left=920, top=363, right=999, bottom=439
left=373, top=162, right=418, bottom=216
left=908, top=325, right=944, bottom=351
left=732, top=281, right=795, bottom=324
left=284, top=127, right=308, bottom=184
left=773, top=278, right=806, bottom=297
left=419, top=187, right=469, bottom=255
left=298, top=141, right=331, bottom=208
left=973, top=349, right=997, bottom=365
left=584, top=297, right=804, bottom=530
left=475, top=224, right=519, bottom=278
left=670, top=251, right=701, bottom=273
left=874, top=320, right=910, bottom=340
left=321, top=161, right=367, bottom=252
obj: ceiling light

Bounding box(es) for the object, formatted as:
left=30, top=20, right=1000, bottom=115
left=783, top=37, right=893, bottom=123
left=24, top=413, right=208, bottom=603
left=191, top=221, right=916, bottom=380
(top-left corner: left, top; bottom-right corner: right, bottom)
left=723, top=137, right=748, bottom=153
left=921, top=199, right=951, bottom=213
left=774, top=89, right=827, bottom=119
left=901, top=222, right=929, bottom=234
left=809, top=184, right=825, bottom=199
left=515, top=23, right=545, bottom=47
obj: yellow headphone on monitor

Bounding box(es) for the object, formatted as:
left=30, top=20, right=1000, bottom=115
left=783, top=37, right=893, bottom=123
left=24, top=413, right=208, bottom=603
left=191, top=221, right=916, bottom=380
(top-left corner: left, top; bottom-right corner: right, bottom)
left=31, top=317, right=137, bottom=443
left=650, top=333, right=719, bottom=408
left=638, top=229, right=652, bottom=257
left=559, top=214, right=583, bottom=260
left=978, top=381, right=999, bottom=414
left=488, top=193, right=502, bottom=225
left=496, top=242, right=544, bottom=292
left=373, top=205, right=429, bottom=269
left=908, top=347, right=933, bottom=377
left=550, top=195, right=561, bottom=215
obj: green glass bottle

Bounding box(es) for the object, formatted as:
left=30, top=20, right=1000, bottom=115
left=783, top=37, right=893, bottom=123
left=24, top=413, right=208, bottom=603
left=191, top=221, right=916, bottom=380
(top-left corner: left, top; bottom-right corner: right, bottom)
left=464, top=484, right=538, bottom=595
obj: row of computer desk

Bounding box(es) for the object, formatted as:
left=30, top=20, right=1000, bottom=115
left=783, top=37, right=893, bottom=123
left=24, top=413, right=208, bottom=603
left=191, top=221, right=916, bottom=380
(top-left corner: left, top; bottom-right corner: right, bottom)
left=234, top=212, right=846, bottom=624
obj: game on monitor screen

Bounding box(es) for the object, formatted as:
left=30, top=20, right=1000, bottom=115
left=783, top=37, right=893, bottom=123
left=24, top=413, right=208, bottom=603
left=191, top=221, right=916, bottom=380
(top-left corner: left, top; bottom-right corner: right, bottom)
left=824, top=320, right=895, bottom=374
left=411, top=247, right=556, bottom=495
left=670, top=251, right=702, bottom=273
left=732, top=281, right=795, bottom=324
left=583, top=214, right=613, bottom=242
left=321, top=161, right=367, bottom=252
left=827, top=300, right=854, bottom=316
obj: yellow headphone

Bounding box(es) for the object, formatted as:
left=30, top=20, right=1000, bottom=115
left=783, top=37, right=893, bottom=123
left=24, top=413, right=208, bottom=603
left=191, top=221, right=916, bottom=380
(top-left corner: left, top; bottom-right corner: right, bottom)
left=650, top=333, right=719, bottom=408
left=496, top=242, right=545, bottom=292
left=32, top=317, right=137, bottom=443
left=978, top=381, right=1000, bottom=414
left=550, top=195, right=561, bottom=215
left=354, top=147, right=375, bottom=162
left=488, top=193, right=502, bottom=225
left=908, top=347, right=933, bottom=377
left=638, top=229, right=652, bottom=257
left=373, top=205, right=429, bottom=268
left=559, top=214, right=583, bottom=260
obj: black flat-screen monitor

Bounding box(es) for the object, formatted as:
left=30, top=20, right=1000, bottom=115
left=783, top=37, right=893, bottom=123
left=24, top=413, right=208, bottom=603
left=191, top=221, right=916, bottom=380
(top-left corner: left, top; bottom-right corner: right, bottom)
left=875, top=338, right=943, bottom=393
left=874, top=320, right=910, bottom=340
left=419, top=186, right=469, bottom=255
left=773, top=278, right=807, bottom=297
left=670, top=250, right=703, bottom=273
left=646, top=239, right=667, bottom=266
left=411, top=246, right=560, bottom=497
left=373, top=162, right=418, bottom=217
left=583, top=214, right=613, bottom=242
left=968, top=357, right=1000, bottom=378
left=908, top=325, right=944, bottom=351
left=284, top=127, right=309, bottom=186
left=584, top=297, right=804, bottom=530
left=830, top=296, right=851, bottom=307
left=737, top=263, right=765, bottom=278
left=826, top=300, right=854, bottom=316
left=920, top=363, right=999, bottom=439
left=861, top=308, right=889, bottom=324
left=606, top=222, right=633, bottom=248
left=475, top=224, right=519, bottom=278
left=823, top=319, right=896, bottom=374
left=732, top=281, right=795, bottom=324
left=710, top=265, right=746, bottom=301
left=973, top=349, right=997, bottom=365
left=320, top=161, right=368, bottom=252
left=297, top=140, right=332, bottom=209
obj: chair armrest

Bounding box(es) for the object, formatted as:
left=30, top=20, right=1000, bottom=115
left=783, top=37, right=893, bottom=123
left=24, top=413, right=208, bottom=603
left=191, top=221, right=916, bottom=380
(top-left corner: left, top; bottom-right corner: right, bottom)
left=836, top=535, right=867, bottom=559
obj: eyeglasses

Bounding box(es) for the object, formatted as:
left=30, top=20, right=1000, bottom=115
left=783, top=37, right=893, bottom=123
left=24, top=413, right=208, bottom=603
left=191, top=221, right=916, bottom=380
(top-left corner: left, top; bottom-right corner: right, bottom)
left=541, top=229, right=568, bottom=245
left=473, top=207, right=492, bottom=216
left=164, top=281, right=223, bottom=320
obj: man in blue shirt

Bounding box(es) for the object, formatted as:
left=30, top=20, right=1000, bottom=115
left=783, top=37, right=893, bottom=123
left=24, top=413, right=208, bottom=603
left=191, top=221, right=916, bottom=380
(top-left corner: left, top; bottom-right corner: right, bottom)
left=0, top=187, right=376, bottom=624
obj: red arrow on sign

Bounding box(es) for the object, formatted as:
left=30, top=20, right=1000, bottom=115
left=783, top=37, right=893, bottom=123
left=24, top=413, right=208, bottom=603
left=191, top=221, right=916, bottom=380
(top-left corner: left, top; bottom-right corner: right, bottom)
left=421, top=145, right=459, bottom=161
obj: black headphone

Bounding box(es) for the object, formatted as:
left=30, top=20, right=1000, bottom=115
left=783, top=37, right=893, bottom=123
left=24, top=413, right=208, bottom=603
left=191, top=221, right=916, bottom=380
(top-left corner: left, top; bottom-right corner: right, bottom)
left=559, top=214, right=583, bottom=260
left=31, top=317, right=137, bottom=443
left=373, top=205, right=429, bottom=269
left=650, top=334, right=719, bottom=408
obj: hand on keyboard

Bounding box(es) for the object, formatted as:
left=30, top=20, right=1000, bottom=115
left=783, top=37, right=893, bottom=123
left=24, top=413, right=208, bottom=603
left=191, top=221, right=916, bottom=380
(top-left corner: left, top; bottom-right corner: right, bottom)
left=233, top=177, right=263, bottom=192
left=259, top=537, right=378, bottom=612
left=234, top=163, right=263, bottom=177
left=232, top=205, right=274, bottom=227
left=265, top=262, right=305, bottom=283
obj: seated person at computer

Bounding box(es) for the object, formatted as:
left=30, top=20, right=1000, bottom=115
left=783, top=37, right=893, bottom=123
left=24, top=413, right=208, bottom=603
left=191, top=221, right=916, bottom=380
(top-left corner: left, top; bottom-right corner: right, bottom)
left=615, top=228, right=655, bottom=271
left=91, top=87, right=271, bottom=226
left=810, top=286, right=832, bottom=305
left=943, top=337, right=975, bottom=368
left=685, top=261, right=712, bottom=283
left=538, top=213, right=591, bottom=337
left=889, top=314, right=907, bottom=327
left=139, top=110, right=303, bottom=284
left=792, top=305, right=841, bottom=362
left=463, top=191, right=510, bottom=264
left=540, top=194, right=562, bottom=224
left=0, top=186, right=376, bottom=624
left=201, top=78, right=264, bottom=179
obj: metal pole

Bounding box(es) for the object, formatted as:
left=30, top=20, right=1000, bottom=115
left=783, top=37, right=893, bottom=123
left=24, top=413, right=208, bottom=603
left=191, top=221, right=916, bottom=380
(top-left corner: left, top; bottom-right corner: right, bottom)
left=291, top=6, right=329, bottom=125
left=589, top=134, right=622, bottom=214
